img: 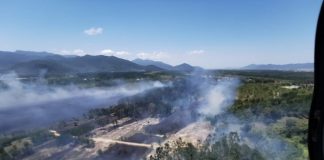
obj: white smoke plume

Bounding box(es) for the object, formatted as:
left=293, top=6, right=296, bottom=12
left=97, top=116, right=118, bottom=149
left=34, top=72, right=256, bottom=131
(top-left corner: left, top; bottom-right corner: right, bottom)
left=0, top=72, right=164, bottom=110
left=198, top=78, right=240, bottom=117
left=0, top=72, right=166, bottom=132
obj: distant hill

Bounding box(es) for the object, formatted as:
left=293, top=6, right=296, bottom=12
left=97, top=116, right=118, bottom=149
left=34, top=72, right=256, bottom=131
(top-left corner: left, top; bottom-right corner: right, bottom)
left=0, top=50, right=204, bottom=75
left=143, top=65, right=165, bottom=71
left=9, top=55, right=148, bottom=75
left=0, top=51, right=150, bottom=75
left=61, top=55, right=145, bottom=73
left=241, top=63, right=314, bottom=71
left=174, top=63, right=196, bottom=72
left=132, top=59, right=174, bottom=70
left=11, top=60, right=75, bottom=75
left=133, top=58, right=204, bottom=72
left=0, top=50, right=62, bottom=71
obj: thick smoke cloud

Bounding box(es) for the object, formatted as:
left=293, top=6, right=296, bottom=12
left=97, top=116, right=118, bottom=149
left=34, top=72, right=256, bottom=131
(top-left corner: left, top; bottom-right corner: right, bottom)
left=198, top=78, right=240, bottom=117
left=0, top=72, right=166, bottom=133
left=0, top=72, right=164, bottom=110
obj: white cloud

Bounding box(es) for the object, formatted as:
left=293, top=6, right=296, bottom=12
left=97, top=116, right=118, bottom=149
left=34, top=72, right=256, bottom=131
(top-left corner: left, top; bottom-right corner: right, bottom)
left=100, top=49, right=131, bottom=59
left=188, top=49, right=205, bottom=55
left=115, top=51, right=130, bottom=56
left=84, top=27, right=103, bottom=36
left=60, top=50, right=70, bottom=55
left=101, top=49, right=114, bottom=55
left=59, top=49, right=86, bottom=56
left=73, top=49, right=85, bottom=55
left=136, top=51, right=169, bottom=60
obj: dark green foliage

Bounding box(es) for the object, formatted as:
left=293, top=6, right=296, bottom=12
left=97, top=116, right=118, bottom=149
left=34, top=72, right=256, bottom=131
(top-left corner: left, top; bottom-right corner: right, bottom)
left=221, top=71, right=313, bottom=159
left=214, top=70, right=313, bottom=83
left=41, top=71, right=183, bottom=87
left=229, top=80, right=312, bottom=121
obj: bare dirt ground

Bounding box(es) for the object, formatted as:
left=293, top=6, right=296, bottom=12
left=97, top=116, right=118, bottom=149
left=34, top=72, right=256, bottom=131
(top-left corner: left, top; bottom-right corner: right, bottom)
left=23, top=117, right=160, bottom=160
left=166, top=121, right=214, bottom=145
left=146, top=120, right=214, bottom=158
left=23, top=117, right=213, bottom=160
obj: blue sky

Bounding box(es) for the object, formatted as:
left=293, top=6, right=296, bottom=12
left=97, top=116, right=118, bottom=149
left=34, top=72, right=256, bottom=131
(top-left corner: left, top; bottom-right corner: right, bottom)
left=0, top=0, right=322, bottom=68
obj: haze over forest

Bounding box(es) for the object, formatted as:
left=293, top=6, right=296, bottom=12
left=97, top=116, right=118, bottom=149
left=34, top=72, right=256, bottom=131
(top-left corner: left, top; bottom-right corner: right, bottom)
left=0, top=1, right=319, bottom=160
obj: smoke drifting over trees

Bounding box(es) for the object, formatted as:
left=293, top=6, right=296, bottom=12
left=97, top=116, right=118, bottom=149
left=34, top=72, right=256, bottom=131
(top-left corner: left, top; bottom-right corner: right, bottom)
left=0, top=70, right=312, bottom=160
left=198, top=79, right=240, bottom=117
left=0, top=72, right=166, bottom=132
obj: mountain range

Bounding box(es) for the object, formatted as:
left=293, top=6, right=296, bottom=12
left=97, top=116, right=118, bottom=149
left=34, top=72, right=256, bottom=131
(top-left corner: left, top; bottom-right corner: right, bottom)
left=0, top=50, right=202, bottom=76
left=0, top=50, right=313, bottom=76
left=132, top=59, right=174, bottom=70
left=132, top=59, right=204, bottom=72
left=241, top=63, right=314, bottom=71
